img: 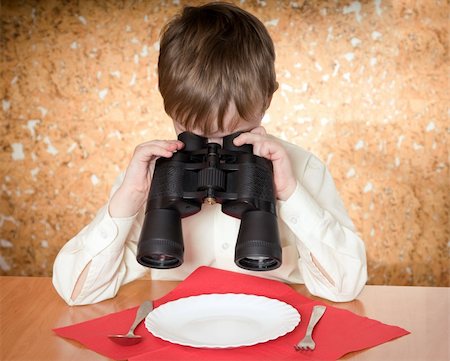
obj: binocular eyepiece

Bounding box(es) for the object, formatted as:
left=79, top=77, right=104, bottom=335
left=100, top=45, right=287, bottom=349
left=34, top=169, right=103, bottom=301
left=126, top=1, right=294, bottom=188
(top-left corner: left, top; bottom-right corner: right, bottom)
left=136, top=131, right=282, bottom=272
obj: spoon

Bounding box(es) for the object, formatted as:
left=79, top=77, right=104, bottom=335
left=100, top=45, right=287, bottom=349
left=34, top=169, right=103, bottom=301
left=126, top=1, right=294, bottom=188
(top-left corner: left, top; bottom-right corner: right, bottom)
left=108, top=300, right=154, bottom=346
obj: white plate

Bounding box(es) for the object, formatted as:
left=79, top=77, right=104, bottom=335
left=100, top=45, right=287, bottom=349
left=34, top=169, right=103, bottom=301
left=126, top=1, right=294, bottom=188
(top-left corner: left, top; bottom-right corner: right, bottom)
left=145, top=293, right=300, bottom=348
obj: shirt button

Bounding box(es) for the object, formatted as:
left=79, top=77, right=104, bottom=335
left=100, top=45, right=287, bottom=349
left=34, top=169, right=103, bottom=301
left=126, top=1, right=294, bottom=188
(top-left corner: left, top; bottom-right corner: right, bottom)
left=309, top=158, right=322, bottom=169
left=290, top=216, right=298, bottom=224
left=99, top=228, right=109, bottom=239
left=222, top=243, right=230, bottom=250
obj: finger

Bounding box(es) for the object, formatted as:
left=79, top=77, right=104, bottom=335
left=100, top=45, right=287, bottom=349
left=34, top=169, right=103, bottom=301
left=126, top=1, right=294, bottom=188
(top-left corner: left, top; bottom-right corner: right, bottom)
left=258, top=141, right=282, bottom=160
left=134, top=142, right=181, bottom=160
left=139, top=139, right=184, bottom=151
left=234, top=134, right=284, bottom=161
left=137, top=140, right=183, bottom=155
left=249, top=126, right=267, bottom=135
left=165, top=140, right=184, bottom=152
left=232, top=132, right=264, bottom=147
left=233, top=127, right=267, bottom=146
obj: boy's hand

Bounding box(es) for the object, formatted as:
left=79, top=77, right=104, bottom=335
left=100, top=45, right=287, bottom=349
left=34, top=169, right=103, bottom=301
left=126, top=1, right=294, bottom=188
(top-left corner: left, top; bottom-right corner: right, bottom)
left=233, top=126, right=296, bottom=201
left=109, top=139, right=184, bottom=217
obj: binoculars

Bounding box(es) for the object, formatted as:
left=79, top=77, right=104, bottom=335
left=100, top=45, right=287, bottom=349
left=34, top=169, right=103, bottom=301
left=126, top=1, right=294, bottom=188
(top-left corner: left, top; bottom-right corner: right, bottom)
left=136, top=131, right=282, bottom=271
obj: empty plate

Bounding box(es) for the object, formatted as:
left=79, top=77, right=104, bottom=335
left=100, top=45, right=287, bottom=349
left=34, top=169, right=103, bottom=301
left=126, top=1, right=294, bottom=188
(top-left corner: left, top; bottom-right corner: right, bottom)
left=145, top=293, right=300, bottom=348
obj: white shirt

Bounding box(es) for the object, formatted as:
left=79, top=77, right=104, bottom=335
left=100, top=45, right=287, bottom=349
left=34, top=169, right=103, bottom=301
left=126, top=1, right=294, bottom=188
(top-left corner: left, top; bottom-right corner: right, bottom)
left=53, top=139, right=367, bottom=305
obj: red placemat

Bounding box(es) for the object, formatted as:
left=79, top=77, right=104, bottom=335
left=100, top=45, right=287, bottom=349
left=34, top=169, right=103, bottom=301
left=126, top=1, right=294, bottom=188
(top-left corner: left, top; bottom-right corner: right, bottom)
left=54, top=266, right=409, bottom=360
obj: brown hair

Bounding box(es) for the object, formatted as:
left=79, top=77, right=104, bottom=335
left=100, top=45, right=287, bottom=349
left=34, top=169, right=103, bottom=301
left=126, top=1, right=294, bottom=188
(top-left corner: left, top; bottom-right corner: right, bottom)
left=158, top=2, right=277, bottom=134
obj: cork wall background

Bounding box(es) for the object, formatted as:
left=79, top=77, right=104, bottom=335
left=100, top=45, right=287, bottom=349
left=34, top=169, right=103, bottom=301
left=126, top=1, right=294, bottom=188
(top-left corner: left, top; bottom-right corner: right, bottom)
left=1, top=0, right=448, bottom=286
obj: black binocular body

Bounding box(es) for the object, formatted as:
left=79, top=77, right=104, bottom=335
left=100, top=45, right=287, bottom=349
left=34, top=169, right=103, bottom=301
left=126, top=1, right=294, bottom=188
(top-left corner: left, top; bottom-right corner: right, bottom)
left=136, top=131, right=282, bottom=272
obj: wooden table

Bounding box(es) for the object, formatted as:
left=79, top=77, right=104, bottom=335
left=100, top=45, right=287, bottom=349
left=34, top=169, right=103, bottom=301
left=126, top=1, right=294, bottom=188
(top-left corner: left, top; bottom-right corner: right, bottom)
left=0, top=276, right=448, bottom=361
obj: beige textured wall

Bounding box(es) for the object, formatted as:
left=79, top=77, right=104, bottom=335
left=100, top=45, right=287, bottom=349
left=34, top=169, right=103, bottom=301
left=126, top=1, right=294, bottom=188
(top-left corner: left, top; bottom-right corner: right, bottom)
left=1, top=0, right=448, bottom=286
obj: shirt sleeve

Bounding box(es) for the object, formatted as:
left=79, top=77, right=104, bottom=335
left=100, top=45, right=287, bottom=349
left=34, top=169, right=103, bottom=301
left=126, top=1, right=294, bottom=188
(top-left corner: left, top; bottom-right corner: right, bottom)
left=278, top=152, right=368, bottom=302
left=52, top=174, right=147, bottom=305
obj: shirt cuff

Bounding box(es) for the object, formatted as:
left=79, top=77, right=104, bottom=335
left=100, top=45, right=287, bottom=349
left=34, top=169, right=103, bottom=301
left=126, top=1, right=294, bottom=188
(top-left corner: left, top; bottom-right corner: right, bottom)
left=278, top=181, right=324, bottom=233
left=278, top=181, right=330, bottom=263
left=83, top=202, right=138, bottom=257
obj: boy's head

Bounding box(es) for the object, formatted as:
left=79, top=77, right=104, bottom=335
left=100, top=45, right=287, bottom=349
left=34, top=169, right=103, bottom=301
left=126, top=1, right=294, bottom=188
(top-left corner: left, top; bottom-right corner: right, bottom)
left=158, top=2, right=277, bottom=137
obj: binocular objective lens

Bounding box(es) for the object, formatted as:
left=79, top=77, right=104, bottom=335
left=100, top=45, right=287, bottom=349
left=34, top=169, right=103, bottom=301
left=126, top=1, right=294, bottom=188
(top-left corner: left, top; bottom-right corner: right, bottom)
left=142, top=253, right=180, bottom=268
left=154, top=254, right=171, bottom=261
left=247, top=256, right=269, bottom=261
left=238, top=256, right=280, bottom=271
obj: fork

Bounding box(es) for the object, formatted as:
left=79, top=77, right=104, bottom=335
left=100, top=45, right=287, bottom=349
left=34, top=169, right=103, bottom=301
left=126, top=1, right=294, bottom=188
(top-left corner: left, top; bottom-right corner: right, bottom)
left=294, top=305, right=326, bottom=351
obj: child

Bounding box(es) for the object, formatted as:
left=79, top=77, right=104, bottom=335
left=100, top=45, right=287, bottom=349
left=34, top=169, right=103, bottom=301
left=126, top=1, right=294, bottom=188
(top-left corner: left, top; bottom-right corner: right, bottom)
left=53, top=2, right=367, bottom=305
